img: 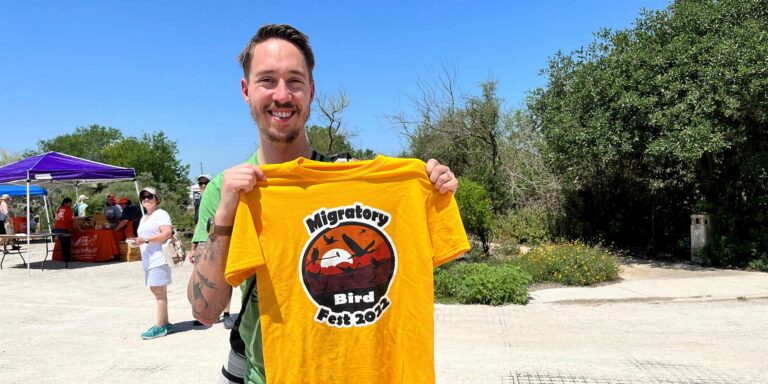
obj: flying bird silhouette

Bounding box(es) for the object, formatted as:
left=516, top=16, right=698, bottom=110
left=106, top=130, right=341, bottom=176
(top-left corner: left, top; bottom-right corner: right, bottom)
left=342, top=234, right=375, bottom=258
left=323, top=235, right=338, bottom=245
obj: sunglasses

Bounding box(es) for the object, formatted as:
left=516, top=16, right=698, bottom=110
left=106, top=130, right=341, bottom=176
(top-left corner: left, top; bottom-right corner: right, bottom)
left=198, top=181, right=209, bottom=186
left=140, top=193, right=155, bottom=201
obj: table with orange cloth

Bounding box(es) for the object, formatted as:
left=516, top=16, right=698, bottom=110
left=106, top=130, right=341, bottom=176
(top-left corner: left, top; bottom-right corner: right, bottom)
left=53, top=229, right=120, bottom=262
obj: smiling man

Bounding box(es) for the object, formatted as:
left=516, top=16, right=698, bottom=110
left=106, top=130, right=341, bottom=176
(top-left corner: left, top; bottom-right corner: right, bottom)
left=188, top=24, right=458, bottom=384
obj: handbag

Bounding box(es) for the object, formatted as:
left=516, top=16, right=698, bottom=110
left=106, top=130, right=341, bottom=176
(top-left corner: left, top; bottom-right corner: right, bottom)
left=162, top=230, right=186, bottom=267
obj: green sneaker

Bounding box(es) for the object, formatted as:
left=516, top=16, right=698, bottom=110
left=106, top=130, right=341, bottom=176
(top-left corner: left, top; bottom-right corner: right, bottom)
left=141, top=325, right=168, bottom=340
left=163, top=323, right=173, bottom=333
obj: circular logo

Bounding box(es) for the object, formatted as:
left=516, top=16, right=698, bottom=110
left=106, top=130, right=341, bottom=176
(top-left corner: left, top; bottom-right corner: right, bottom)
left=300, top=222, right=396, bottom=317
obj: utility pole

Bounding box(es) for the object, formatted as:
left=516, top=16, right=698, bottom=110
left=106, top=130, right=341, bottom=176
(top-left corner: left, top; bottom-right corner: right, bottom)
left=199, top=162, right=204, bottom=175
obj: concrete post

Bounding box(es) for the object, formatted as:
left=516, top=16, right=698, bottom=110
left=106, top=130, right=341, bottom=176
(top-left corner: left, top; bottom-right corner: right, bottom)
left=690, top=213, right=711, bottom=264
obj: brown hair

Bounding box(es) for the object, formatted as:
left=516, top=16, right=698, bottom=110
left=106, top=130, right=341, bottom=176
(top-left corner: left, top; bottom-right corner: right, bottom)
left=237, top=24, right=315, bottom=81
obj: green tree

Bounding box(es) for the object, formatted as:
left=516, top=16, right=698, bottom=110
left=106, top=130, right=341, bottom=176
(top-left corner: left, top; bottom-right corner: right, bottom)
left=530, top=0, right=768, bottom=262
left=454, top=177, right=494, bottom=256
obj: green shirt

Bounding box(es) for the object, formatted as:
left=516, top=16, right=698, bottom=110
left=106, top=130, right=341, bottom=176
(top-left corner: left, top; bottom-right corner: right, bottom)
left=192, top=151, right=345, bottom=383
left=192, top=153, right=266, bottom=384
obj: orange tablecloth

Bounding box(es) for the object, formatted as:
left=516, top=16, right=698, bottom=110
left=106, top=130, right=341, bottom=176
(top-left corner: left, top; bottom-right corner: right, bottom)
left=53, top=229, right=119, bottom=262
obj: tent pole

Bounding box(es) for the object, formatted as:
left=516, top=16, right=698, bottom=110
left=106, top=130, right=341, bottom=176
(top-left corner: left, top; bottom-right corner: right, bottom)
left=134, top=181, right=144, bottom=217
left=44, top=195, right=52, bottom=234
left=26, top=181, right=31, bottom=275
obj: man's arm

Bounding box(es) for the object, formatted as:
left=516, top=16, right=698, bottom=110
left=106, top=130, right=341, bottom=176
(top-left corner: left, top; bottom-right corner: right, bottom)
left=187, top=163, right=266, bottom=325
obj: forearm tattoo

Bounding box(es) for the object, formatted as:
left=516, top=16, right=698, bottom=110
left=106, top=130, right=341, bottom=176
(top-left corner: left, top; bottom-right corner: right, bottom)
left=191, top=269, right=214, bottom=313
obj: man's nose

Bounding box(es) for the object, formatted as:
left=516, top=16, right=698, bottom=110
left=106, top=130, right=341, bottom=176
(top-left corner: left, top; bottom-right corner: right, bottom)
left=273, top=79, right=291, bottom=103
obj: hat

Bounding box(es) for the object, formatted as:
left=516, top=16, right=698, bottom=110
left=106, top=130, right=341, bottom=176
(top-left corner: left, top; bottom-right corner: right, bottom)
left=0, top=194, right=9, bottom=200
left=118, top=197, right=130, bottom=204
left=140, top=187, right=162, bottom=204
left=197, top=173, right=212, bottom=182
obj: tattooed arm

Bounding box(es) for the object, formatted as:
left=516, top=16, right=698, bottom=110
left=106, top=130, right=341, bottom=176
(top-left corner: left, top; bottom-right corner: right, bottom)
left=187, top=241, right=232, bottom=325
left=186, top=162, right=266, bottom=325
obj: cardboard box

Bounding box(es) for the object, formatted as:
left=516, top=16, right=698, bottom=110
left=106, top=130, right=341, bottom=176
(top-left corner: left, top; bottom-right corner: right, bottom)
left=118, top=241, right=141, bottom=262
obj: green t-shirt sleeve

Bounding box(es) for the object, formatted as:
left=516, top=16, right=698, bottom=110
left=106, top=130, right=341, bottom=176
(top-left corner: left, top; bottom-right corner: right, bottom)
left=192, top=153, right=260, bottom=243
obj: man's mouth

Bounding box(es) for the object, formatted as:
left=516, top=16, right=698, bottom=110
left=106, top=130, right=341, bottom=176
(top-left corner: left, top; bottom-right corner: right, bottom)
left=267, top=106, right=297, bottom=119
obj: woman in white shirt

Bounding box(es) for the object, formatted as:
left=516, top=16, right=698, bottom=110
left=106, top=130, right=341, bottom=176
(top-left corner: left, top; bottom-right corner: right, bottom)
left=134, top=187, right=174, bottom=340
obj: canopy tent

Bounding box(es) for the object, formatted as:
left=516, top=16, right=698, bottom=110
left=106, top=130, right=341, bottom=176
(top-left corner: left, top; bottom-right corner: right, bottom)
left=0, top=152, right=140, bottom=272
left=0, top=185, right=47, bottom=196
left=0, top=185, right=52, bottom=234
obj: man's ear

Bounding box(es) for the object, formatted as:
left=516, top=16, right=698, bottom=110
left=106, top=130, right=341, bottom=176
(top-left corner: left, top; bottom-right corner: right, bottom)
left=310, top=80, right=315, bottom=103
left=241, top=78, right=250, bottom=102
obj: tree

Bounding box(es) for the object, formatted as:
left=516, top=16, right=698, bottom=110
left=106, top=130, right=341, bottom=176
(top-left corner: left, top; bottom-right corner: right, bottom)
left=530, top=0, right=768, bottom=262
left=454, top=178, right=494, bottom=256
left=31, top=124, right=193, bottom=230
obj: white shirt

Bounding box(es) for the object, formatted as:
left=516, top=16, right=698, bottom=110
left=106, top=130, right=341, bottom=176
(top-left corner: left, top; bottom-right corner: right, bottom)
left=136, top=209, right=172, bottom=269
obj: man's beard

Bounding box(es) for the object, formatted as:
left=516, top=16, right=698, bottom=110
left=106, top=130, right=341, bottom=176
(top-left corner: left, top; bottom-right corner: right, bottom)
left=251, top=103, right=311, bottom=145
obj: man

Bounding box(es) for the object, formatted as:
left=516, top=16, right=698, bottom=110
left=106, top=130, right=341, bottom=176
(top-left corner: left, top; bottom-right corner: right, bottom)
left=187, top=24, right=457, bottom=384
left=114, top=198, right=142, bottom=239
left=103, top=195, right=122, bottom=228
left=193, top=174, right=212, bottom=227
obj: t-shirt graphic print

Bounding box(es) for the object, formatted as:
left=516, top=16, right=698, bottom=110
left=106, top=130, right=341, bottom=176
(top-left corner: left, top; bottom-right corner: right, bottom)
left=301, top=203, right=396, bottom=328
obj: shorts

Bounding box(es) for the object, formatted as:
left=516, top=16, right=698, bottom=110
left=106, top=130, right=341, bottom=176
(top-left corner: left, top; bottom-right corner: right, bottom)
left=144, top=264, right=172, bottom=286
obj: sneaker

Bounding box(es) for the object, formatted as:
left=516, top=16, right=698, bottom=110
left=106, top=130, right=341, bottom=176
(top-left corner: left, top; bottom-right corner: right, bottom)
left=141, top=325, right=168, bottom=340
left=163, top=323, right=173, bottom=333
left=222, top=313, right=237, bottom=330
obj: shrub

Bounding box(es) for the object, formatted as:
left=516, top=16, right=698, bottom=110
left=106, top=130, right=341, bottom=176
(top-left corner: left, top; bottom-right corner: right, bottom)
left=434, top=262, right=531, bottom=305
left=747, top=253, right=768, bottom=272
left=454, top=178, right=494, bottom=256
left=512, top=241, right=620, bottom=286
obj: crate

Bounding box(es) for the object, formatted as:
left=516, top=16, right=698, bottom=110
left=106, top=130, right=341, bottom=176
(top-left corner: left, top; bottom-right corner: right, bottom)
left=118, top=241, right=141, bottom=262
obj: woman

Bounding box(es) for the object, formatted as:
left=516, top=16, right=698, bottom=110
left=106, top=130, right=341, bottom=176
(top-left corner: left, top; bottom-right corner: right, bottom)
left=53, top=198, right=74, bottom=263
left=134, top=187, right=174, bottom=340
left=0, top=194, right=10, bottom=251
left=75, top=195, right=89, bottom=217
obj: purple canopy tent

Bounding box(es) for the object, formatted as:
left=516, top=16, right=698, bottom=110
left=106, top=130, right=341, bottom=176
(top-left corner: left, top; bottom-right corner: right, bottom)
left=0, top=152, right=139, bottom=272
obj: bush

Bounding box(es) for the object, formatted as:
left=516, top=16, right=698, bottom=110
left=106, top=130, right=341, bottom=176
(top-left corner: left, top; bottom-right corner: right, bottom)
left=512, top=241, right=620, bottom=286
left=747, top=254, right=768, bottom=272
left=434, top=262, right=531, bottom=305
left=454, top=178, right=494, bottom=256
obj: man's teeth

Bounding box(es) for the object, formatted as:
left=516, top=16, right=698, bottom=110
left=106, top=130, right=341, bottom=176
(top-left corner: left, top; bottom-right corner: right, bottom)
left=272, top=110, right=293, bottom=118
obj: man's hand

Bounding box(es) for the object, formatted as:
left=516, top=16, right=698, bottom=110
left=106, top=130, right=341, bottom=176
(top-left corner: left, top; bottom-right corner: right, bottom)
left=216, top=163, right=267, bottom=225
left=187, top=249, right=196, bottom=264
left=426, top=159, right=458, bottom=194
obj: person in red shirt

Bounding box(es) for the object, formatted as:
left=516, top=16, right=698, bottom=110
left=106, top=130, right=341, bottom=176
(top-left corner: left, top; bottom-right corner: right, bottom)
left=53, top=197, right=74, bottom=263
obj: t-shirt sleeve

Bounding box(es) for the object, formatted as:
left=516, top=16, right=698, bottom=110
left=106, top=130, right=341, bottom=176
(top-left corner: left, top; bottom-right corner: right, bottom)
left=157, top=210, right=173, bottom=227
left=226, top=192, right=266, bottom=287
left=192, top=175, right=222, bottom=243
left=426, top=191, right=471, bottom=267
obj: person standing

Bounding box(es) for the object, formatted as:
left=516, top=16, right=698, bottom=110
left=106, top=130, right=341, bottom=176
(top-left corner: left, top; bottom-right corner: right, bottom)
left=134, top=187, right=174, bottom=340
left=187, top=24, right=458, bottom=384
left=114, top=198, right=142, bottom=239
left=103, top=195, right=122, bottom=228
left=74, top=195, right=89, bottom=217
left=0, top=194, right=11, bottom=251
left=53, top=198, right=74, bottom=263
left=0, top=194, right=9, bottom=236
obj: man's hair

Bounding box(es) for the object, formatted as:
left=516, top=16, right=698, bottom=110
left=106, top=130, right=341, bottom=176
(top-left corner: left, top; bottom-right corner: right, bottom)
left=62, top=197, right=72, bottom=205
left=237, top=24, right=315, bottom=81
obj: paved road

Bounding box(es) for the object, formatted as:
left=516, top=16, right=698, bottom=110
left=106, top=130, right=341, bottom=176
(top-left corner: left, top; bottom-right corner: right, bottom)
left=1, top=245, right=766, bottom=383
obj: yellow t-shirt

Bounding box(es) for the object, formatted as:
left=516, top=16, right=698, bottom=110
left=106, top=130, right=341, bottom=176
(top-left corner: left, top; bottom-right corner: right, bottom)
left=227, top=155, right=470, bottom=384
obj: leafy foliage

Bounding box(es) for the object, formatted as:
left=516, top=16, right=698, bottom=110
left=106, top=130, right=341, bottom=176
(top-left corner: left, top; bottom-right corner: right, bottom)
left=30, top=124, right=193, bottom=230
left=530, top=0, right=768, bottom=263
left=434, top=262, right=531, bottom=305
left=454, top=178, right=494, bottom=255
left=512, top=242, right=621, bottom=286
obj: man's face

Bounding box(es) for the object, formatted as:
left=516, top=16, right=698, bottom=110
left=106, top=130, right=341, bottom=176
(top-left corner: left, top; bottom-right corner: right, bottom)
left=241, top=38, right=314, bottom=145
left=198, top=178, right=209, bottom=192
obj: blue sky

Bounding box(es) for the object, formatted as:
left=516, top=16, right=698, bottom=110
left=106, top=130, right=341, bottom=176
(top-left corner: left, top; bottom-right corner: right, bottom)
left=1, top=0, right=670, bottom=180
